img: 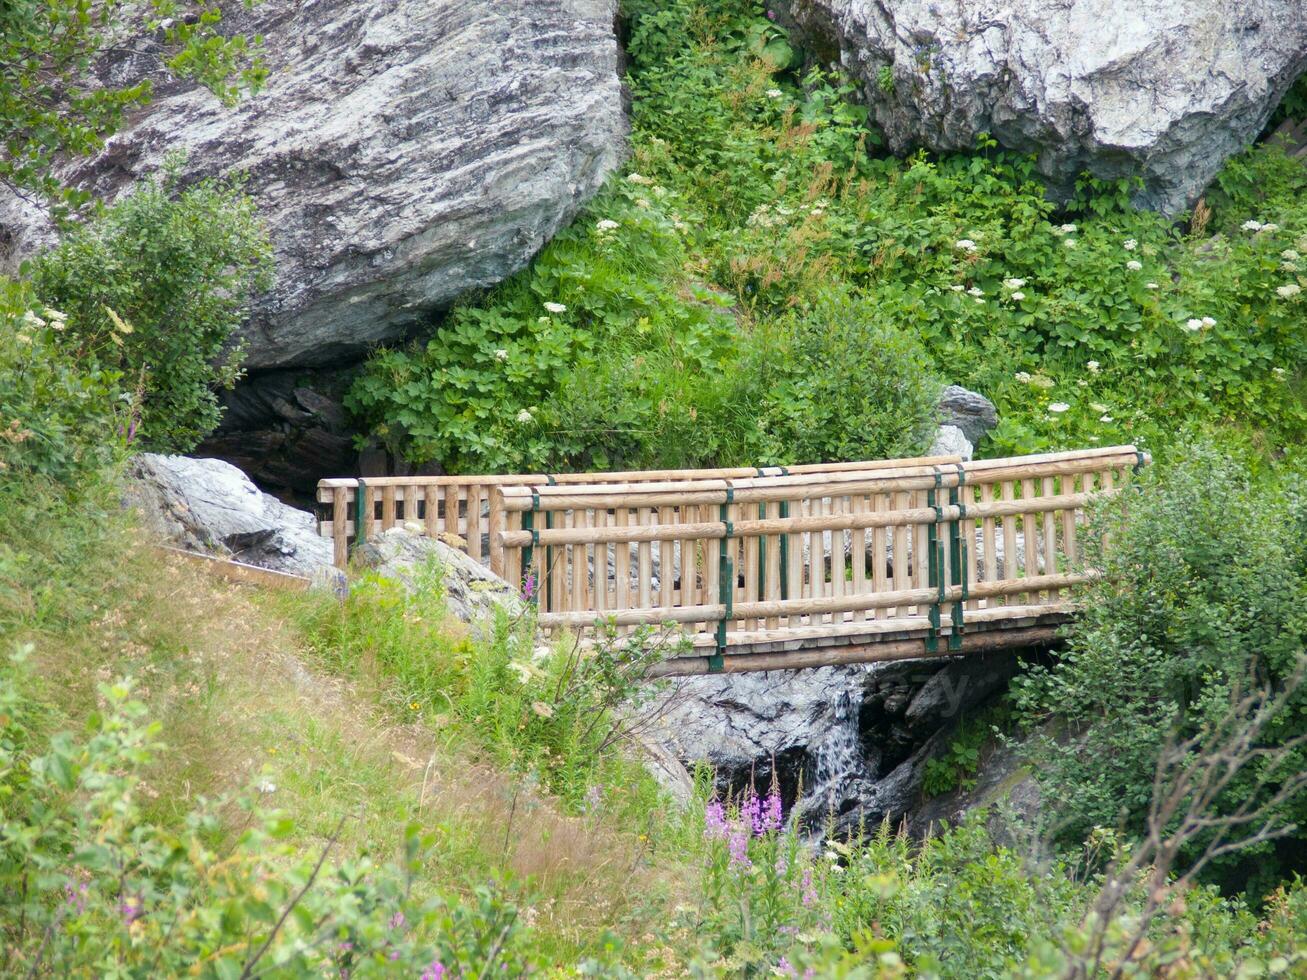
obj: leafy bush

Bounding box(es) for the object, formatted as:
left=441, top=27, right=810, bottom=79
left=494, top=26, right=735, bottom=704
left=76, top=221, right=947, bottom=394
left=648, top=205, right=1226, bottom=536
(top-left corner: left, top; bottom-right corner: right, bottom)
left=0, top=280, right=125, bottom=482
left=0, top=650, right=538, bottom=978
left=29, top=159, right=273, bottom=453
left=1013, top=444, right=1307, bottom=898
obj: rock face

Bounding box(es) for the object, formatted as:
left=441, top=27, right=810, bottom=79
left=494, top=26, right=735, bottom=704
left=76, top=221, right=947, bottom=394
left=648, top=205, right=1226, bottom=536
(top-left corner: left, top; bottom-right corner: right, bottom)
left=781, top=0, right=1307, bottom=214
left=0, top=0, right=628, bottom=370
left=127, top=453, right=336, bottom=578
left=357, top=523, right=525, bottom=627
left=929, top=385, right=998, bottom=460
left=645, top=650, right=1038, bottom=836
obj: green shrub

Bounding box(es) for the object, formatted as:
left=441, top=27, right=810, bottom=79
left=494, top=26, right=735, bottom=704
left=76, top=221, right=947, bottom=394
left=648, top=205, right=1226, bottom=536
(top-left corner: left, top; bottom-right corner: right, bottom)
left=0, top=650, right=538, bottom=978
left=0, top=280, right=125, bottom=483
left=1012, top=444, right=1307, bottom=897
left=29, top=158, right=272, bottom=453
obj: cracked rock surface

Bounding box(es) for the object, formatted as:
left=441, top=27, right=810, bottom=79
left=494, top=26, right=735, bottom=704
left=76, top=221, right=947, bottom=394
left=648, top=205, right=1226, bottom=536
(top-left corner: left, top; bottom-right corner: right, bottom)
left=782, top=0, right=1307, bottom=214
left=0, top=0, right=628, bottom=370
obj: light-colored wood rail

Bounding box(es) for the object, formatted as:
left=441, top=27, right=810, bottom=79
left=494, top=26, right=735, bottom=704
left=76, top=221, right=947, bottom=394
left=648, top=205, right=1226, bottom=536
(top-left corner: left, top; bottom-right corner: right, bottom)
left=491, top=447, right=1147, bottom=670
left=314, top=455, right=962, bottom=571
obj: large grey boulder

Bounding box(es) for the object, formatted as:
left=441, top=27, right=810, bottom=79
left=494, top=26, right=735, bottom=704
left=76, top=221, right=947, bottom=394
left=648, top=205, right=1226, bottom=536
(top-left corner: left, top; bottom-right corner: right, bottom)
left=0, top=0, right=627, bottom=370
left=357, top=523, right=525, bottom=628
left=127, top=453, right=335, bottom=578
left=781, top=0, right=1307, bottom=214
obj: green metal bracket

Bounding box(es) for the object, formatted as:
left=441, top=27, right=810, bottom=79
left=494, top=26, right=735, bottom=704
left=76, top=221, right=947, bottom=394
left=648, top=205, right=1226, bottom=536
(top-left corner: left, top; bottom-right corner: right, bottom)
left=926, top=484, right=942, bottom=653
left=521, top=489, right=541, bottom=605
left=712, top=491, right=735, bottom=673
left=947, top=489, right=966, bottom=651
left=353, top=478, right=368, bottom=551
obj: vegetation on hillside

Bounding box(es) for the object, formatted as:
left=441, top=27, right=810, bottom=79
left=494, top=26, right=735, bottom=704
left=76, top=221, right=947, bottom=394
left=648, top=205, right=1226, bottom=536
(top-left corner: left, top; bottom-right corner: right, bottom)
left=1, top=0, right=1305, bottom=975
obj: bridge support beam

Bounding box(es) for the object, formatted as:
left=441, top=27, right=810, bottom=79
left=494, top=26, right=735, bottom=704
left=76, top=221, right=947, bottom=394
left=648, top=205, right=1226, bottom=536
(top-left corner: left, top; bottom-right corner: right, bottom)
left=644, top=625, right=1063, bottom=678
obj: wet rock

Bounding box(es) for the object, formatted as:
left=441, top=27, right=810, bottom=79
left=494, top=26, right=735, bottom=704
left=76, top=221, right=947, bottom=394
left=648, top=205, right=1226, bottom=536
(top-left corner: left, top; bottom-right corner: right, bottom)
left=937, top=385, right=999, bottom=447
left=928, top=424, right=973, bottom=461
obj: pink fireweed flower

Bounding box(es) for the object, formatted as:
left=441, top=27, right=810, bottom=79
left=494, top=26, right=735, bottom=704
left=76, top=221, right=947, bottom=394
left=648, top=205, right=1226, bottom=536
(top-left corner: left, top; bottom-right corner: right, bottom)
left=762, top=789, right=783, bottom=832
left=521, top=571, right=536, bottom=601
left=389, top=911, right=405, bottom=930
left=742, top=792, right=763, bottom=836
left=420, top=962, right=448, bottom=980
left=801, top=866, right=817, bottom=907
left=728, top=827, right=752, bottom=868
left=704, top=800, right=728, bottom=840
left=119, top=894, right=144, bottom=925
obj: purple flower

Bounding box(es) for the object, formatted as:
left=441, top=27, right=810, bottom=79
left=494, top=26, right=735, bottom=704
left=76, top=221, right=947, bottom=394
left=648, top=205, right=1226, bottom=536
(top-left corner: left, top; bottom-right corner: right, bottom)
left=704, top=800, right=728, bottom=840
left=778, top=957, right=795, bottom=976
left=775, top=851, right=789, bottom=876
left=63, top=880, right=88, bottom=915
left=801, top=866, right=817, bottom=908
left=119, top=894, right=143, bottom=925
left=742, top=793, right=762, bottom=836
left=728, top=827, right=752, bottom=868
left=767, top=9, right=777, bottom=19
left=521, top=572, right=536, bottom=601
left=420, top=962, right=448, bottom=980
left=585, top=784, right=603, bottom=813
left=389, top=911, right=406, bottom=930
left=762, top=789, right=783, bottom=832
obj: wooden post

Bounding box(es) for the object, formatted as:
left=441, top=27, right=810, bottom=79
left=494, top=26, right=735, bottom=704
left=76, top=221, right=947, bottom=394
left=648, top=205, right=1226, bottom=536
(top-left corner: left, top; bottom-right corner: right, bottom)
left=332, top=487, right=348, bottom=568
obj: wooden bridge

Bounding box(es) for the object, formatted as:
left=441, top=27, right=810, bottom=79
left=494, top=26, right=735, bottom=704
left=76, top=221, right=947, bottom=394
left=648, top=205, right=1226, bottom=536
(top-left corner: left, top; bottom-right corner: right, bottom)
left=317, top=446, right=1147, bottom=676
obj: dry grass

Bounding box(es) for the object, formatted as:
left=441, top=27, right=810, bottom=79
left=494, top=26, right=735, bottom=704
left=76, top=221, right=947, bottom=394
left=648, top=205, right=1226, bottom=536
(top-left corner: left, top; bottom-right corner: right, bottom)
left=10, top=510, right=694, bottom=968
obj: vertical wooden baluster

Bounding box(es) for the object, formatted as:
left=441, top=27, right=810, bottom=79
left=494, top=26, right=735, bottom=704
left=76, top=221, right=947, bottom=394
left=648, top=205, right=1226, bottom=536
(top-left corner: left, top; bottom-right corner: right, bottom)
left=981, top=482, right=997, bottom=609
left=1062, top=474, right=1078, bottom=571
left=705, top=508, right=720, bottom=634
left=444, top=485, right=459, bottom=542
left=424, top=485, right=439, bottom=539
left=830, top=495, right=847, bottom=627
left=871, top=493, right=887, bottom=620
left=488, top=490, right=505, bottom=577
left=638, top=507, right=653, bottom=614
left=893, top=491, right=910, bottom=619
left=360, top=484, right=375, bottom=543
left=506, top=509, right=522, bottom=595
left=615, top=507, right=630, bottom=621
left=467, top=484, right=484, bottom=564
left=763, top=501, right=780, bottom=631
left=678, top=505, right=693, bottom=609
left=742, top=506, right=758, bottom=630
left=1042, top=476, right=1057, bottom=603
left=381, top=486, right=396, bottom=531
left=1000, top=481, right=1017, bottom=608
left=1099, top=469, right=1115, bottom=553
left=785, top=499, right=802, bottom=629
left=593, top=508, right=607, bottom=617
left=332, top=487, right=348, bottom=568
left=577, top=509, right=594, bottom=612
left=551, top=509, right=569, bottom=614
left=659, top=506, right=674, bottom=610
left=851, top=494, right=867, bottom=622
left=1018, top=478, right=1036, bottom=605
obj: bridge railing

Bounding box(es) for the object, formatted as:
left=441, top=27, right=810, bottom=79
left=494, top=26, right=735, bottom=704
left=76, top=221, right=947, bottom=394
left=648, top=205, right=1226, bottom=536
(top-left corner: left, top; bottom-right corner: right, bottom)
left=492, top=446, right=1146, bottom=657
left=315, top=455, right=962, bottom=569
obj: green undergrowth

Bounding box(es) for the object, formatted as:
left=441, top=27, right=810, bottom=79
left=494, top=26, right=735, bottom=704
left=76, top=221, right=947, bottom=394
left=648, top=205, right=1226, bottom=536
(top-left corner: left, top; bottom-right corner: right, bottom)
left=351, top=0, right=1307, bottom=474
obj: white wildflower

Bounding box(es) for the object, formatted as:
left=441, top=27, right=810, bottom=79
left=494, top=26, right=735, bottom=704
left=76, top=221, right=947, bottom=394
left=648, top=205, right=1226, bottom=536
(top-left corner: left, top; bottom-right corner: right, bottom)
left=967, top=286, right=984, bottom=297
left=625, top=172, right=652, bottom=185
left=516, top=408, right=534, bottom=424
left=1015, top=371, right=1032, bottom=383
left=1077, top=379, right=1089, bottom=387
left=1087, top=361, right=1100, bottom=374
left=974, top=297, right=985, bottom=304
left=258, top=780, right=277, bottom=794
left=1145, top=282, right=1159, bottom=290
left=1277, top=283, right=1302, bottom=299
left=954, top=239, right=978, bottom=253
left=1241, top=220, right=1264, bottom=232
left=44, top=307, right=66, bottom=323
left=949, top=284, right=965, bottom=292
left=1058, top=223, right=1077, bottom=234
left=1281, top=250, right=1299, bottom=261
left=1064, top=238, right=1077, bottom=248
left=1048, top=402, right=1070, bottom=414
left=595, top=218, right=620, bottom=232
left=1123, top=239, right=1137, bottom=251
left=1099, top=415, right=1113, bottom=423
left=1002, top=278, right=1027, bottom=289
left=1261, top=223, right=1280, bottom=233
left=543, top=302, right=567, bottom=314
left=20, top=311, right=45, bottom=329
left=765, top=88, right=783, bottom=99
left=1090, top=402, right=1109, bottom=413
left=1184, top=318, right=1204, bottom=332
left=537, top=316, right=549, bottom=324
left=1010, top=291, right=1025, bottom=301
left=1032, top=375, right=1056, bottom=390
left=494, top=348, right=509, bottom=361
left=1273, top=367, right=1287, bottom=379
left=1126, top=259, right=1143, bottom=271
left=1201, top=316, right=1216, bottom=328
left=635, top=197, right=651, bottom=209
